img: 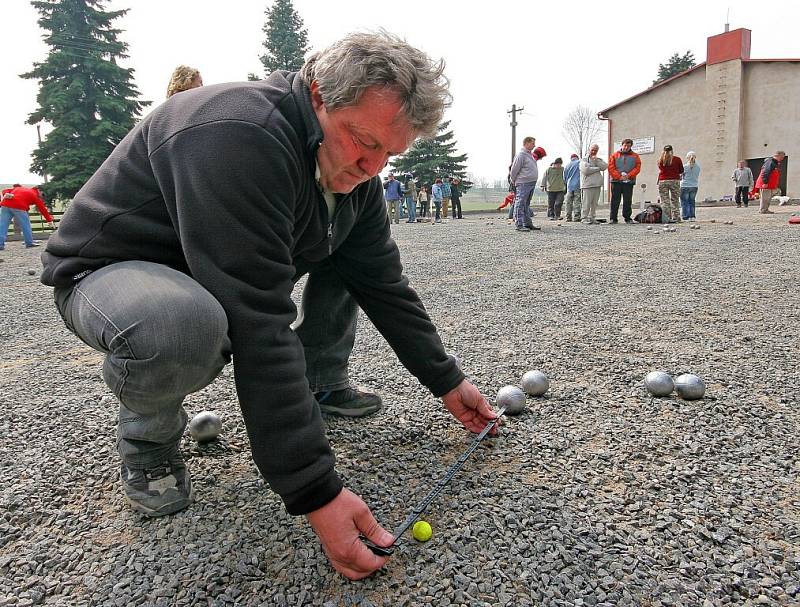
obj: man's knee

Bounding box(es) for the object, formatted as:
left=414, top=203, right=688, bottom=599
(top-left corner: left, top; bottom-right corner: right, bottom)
left=146, top=288, right=231, bottom=372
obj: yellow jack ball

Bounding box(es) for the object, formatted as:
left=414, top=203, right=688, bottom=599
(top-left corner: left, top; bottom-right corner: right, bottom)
left=412, top=520, right=432, bottom=542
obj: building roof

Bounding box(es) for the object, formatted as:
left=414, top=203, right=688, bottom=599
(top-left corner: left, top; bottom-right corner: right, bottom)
left=598, top=58, right=800, bottom=117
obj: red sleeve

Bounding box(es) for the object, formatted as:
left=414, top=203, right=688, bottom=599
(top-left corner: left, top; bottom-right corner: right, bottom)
left=607, top=153, right=621, bottom=180
left=32, top=191, right=54, bottom=223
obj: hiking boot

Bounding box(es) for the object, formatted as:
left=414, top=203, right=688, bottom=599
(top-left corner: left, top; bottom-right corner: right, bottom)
left=121, top=455, right=193, bottom=517
left=315, top=386, right=382, bottom=417
left=624, top=219, right=633, bottom=224
left=25, top=242, right=41, bottom=248
left=515, top=226, right=531, bottom=232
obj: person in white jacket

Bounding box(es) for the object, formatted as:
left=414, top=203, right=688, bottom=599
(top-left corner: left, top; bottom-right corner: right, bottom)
left=579, top=144, right=608, bottom=224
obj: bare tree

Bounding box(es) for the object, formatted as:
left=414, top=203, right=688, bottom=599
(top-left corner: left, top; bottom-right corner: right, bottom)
left=562, top=106, right=603, bottom=159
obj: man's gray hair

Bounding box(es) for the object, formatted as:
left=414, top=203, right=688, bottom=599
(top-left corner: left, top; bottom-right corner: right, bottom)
left=300, top=31, right=450, bottom=138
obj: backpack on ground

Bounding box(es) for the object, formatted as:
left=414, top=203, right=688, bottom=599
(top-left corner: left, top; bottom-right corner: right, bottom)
left=634, top=203, right=663, bottom=224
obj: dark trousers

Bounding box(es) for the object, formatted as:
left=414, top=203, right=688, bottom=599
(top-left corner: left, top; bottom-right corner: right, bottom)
left=735, top=186, right=749, bottom=206
left=610, top=181, right=634, bottom=221
left=547, top=191, right=565, bottom=218
left=451, top=197, right=462, bottom=218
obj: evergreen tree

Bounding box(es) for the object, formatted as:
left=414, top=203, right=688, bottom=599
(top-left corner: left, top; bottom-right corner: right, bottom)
left=21, top=0, right=149, bottom=203
left=390, top=122, right=471, bottom=192
left=653, top=51, right=696, bottom=85
left=257, top=0, right=309, bottom=76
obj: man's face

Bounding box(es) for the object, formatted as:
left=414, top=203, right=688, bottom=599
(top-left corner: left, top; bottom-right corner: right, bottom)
left=621, top=142, right=632, bottom=153
left=589, top=145, right=599, bottom=157
left=738, top=161, right=745, bottom=169
left=311, top=83, right=418, bottom=194
left=523, top=139, right=536, bottom=151
left=775, top=153, right=786, bottom=162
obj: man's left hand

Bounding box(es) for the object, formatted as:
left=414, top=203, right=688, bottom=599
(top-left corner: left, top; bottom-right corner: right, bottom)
left=441, top=379, right=500, bottom=434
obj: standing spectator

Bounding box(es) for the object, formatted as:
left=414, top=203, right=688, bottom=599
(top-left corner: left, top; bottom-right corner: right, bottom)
left=509, top=136, right=539, bottom=232
left=403, top=176, right=417, bottom=223
left=440, top=177, right=452, bottom=220
left=383, top=173, right=402, bottom=224
left=417, top=185, right=430, bottom=220
left=680, top=151, right=701, bottom=221
left=431, top=178, right=444, bottom=223
left=563, top=153, right=582, bottom=222
left=657, top=145, right=683, bottom=223
left=0, top=184, right=55, bottom=250
left=608, top=138, right=641, bottom=224
left=755, top=151, right=785, bottom=214
left=580, top=144, right=608, bottom=224
left=166, top=65, right=203, bottom=98
left=542, top=157, right=566, bottom=221
left=731, top=160, right=754, bottom=208
left=450, top=178, right=463, bottom=219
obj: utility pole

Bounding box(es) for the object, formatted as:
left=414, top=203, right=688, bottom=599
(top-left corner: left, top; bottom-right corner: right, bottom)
left=507, top=104, right=524, bottom=163
left=36, top=124, right=48, bottom=184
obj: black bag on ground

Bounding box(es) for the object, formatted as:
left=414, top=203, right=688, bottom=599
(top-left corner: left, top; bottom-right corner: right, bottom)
left=634, top=203, right=663, bottom=224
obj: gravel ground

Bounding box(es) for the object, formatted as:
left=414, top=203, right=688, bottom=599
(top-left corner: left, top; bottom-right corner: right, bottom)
left=1, top=205, right=799, bottom=607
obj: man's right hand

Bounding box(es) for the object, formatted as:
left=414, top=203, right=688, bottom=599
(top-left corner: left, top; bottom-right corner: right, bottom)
left=306, top=488, right=394, bottom=580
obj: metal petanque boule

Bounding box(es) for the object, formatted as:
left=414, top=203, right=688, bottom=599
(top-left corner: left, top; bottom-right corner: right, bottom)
left=496, top=385, right=526, bottom=415
left=674, top=373, right=706, bottom=400
left=521, top=370, right=549, bottom=397
left=188, top=411, right=223, bottom=442
left=644, top=371, right=674, bottom=397
left=448, top=353, right=461, bottom=370
left=27, top=269, right=37, bottom=275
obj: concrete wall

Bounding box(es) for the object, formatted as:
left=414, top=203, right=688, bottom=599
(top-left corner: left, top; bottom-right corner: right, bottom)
left=604, top=67, right=714, bottom=203
left=604, top=60, right=799, bottom=200
left=740, top=61, right=800, bottom=196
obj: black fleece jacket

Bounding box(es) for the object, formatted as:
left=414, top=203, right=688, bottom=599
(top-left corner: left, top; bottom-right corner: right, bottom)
left=41, top=72, right=464, bottom=515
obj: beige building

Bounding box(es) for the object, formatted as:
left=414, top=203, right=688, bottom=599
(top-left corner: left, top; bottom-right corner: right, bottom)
left=599, top=28, right=798, bottom=201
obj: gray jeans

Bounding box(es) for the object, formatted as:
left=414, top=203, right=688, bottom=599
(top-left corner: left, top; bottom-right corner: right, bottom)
left=54, top=260, right=357, bottom=468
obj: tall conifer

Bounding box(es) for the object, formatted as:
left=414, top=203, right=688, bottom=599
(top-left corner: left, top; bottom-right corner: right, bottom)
left=390, top=122, right=471, bottom=191
left=258, top=0, right=309, bottom=75
left=21, top=0, right=149, bottom=202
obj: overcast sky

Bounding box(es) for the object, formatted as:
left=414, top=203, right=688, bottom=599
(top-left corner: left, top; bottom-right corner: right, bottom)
left=2, top=0, right=799, bottom=186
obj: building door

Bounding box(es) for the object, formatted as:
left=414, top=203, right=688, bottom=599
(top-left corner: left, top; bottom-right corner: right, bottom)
left=748, top=157, right=789, bottom=195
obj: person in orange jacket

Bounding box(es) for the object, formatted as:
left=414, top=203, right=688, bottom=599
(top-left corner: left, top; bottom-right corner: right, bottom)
left=755, top=150, right=785, bottom=214
left=607, top=138, right=642, bottom=224
left=0, top=184, right=55, bottom=250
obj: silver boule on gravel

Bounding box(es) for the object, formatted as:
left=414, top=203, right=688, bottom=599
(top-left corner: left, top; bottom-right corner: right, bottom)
left=496, top=385, right=526, bottom=415
left=644, top=371, right=674, bottom=397
left=188, top=411, right=223, bottom=442
left=27, top=268, right=37, bottom=275
left=521, top=370, right=550, bottom=396
left=448, top=353, right=462, bottom=370
left=674, top=373, right=706, bottom=400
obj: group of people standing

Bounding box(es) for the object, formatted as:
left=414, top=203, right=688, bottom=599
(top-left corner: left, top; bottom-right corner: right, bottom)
left=383, top=173, right=463, bottom=224
left=508, top=136, right=786, bottom=230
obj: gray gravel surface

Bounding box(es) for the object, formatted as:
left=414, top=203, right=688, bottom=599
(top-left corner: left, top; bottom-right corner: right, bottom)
left=1, top=206, right=799, bottom=606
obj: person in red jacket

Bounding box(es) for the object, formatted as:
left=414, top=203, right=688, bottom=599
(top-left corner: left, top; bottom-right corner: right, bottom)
left=0, top=184, right=55, bottom=250
left=657, top=145, right=684, bottom=223
left=755, top=151, right=785, bottom=214
left=607, top=139, right=642, bottom=224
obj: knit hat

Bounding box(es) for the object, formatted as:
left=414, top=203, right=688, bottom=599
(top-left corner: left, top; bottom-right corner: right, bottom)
left=532, top=146, right=547, bottom=160
left=570, top=153, right=579, bottom=160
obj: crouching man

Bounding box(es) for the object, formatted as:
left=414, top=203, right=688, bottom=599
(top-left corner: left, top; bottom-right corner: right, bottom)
left=41, top=31, right=497, bottom=580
